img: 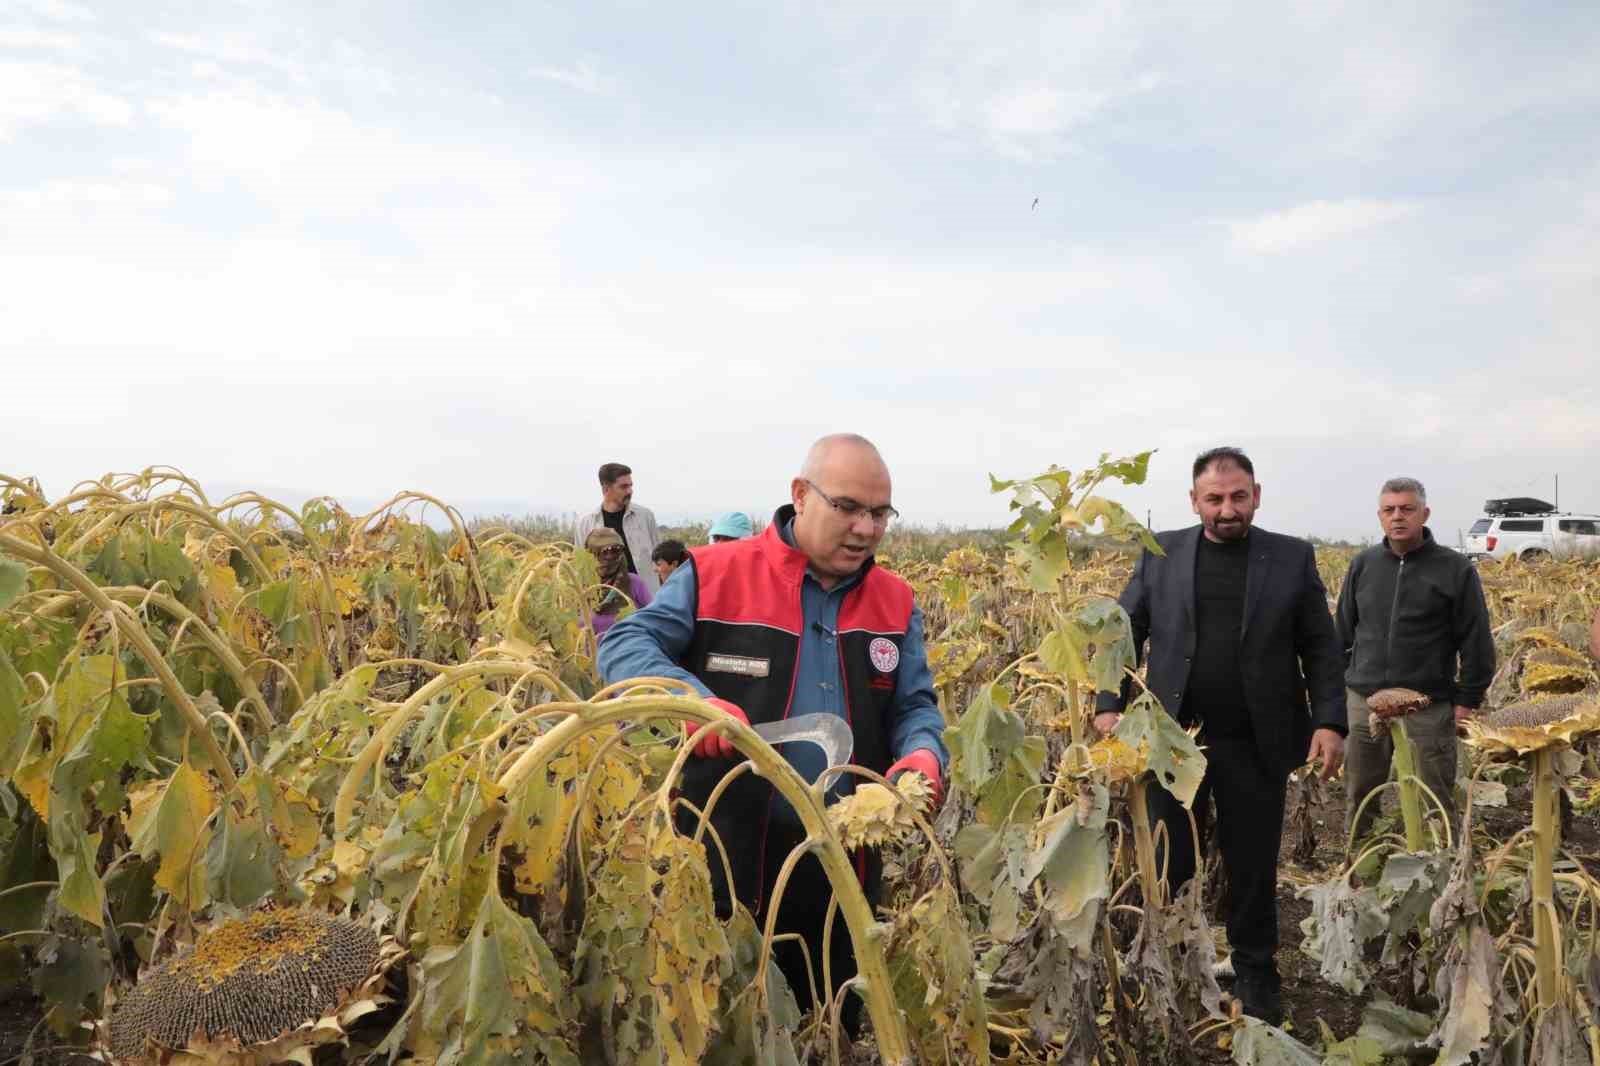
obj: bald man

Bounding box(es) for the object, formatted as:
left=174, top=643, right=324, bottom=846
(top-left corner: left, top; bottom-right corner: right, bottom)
left=598, top=433, right=947, bottom=1033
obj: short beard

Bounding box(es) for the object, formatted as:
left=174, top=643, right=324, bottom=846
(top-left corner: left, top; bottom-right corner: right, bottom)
left=1208, top=518, right=1250, bottom=541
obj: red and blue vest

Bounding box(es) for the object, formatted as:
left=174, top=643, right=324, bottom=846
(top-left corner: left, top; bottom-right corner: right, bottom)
left=676, top=505, right=914, bottom=913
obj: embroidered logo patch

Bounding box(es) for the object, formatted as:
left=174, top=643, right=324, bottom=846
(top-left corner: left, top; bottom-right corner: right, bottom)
left=868, top=637, right=899, bottom=673
left=705, top=653, right=771, bottom=678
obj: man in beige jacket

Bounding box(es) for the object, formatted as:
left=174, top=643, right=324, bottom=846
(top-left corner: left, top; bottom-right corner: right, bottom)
left=574, top=462, right=662, bottom=594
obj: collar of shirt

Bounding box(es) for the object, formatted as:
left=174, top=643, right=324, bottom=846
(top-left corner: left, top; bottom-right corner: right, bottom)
left=774, top=517, right=862, bottom=724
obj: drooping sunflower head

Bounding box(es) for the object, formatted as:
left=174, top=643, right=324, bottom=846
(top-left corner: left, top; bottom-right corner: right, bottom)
left=1519, top=646, right=1597, bottom=697
left=1367, top=688, right=1432, bottom=719
left=1464, top=692, right=1600, bottom=756
left=1366, top=687, right=1432, bottom=735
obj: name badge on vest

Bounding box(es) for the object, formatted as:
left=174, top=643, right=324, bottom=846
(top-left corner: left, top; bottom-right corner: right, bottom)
left=706, top=653, right=771, bottom=678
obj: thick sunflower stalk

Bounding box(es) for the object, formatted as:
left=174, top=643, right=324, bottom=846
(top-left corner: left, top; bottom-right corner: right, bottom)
left=1465, top=692, right=1600, bottom=1019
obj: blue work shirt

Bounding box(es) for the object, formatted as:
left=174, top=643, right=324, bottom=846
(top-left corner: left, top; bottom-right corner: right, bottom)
left=597, top=521, right=948, bottom=810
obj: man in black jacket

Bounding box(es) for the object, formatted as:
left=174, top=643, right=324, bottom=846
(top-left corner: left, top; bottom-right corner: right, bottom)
left=1096, top=447, right=1346, bottom=1024
left=1336, top=477, right=1495, bottom=842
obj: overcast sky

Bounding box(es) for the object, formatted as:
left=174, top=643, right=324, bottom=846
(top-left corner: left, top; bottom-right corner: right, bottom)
left=3, top=1, right=1597, bottom=542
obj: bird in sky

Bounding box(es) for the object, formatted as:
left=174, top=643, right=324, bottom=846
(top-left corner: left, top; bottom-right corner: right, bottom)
left=1031, top=197, right=1039, bottom=210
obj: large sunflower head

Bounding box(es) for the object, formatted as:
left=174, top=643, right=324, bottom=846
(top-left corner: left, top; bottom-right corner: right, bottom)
left=105, top=908, right=394, bottom=1065
left=1464, top=692, right=1600, bottom=756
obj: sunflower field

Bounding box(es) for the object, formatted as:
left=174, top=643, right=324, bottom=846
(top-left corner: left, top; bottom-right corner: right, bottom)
left=1, top=462, right=1598, bottom=1066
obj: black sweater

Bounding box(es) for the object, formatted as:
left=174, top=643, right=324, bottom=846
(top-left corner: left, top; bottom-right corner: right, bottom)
left=1185, top=535, right=1251, bottom=735
left=1334, top=530, right=1495, bottom=707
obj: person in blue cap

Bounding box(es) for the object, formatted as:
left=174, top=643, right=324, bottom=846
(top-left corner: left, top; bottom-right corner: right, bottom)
left=708, top=511, right=754, bottom=543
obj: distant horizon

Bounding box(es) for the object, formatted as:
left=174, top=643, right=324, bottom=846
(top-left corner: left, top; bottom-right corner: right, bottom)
left=45, top=476, right=1529, bottom=548
left=8, top=465, right=1587, bottom=548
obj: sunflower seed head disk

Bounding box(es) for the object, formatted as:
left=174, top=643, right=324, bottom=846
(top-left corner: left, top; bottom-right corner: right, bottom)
left=107, top=909, right=380, bottom=1061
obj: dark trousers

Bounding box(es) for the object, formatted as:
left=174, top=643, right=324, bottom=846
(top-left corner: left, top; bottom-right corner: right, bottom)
left=758, top=819, right=877, bottom=1036
left=1146, top=732, right=1287, bottom=985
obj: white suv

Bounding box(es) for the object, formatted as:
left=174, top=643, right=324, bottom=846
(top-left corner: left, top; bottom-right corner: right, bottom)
left=1464, top=503, right=1600, bottom=562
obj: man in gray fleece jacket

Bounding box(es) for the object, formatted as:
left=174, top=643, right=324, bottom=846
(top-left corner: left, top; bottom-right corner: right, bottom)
left=1335, top=477, right=1495, bottom=840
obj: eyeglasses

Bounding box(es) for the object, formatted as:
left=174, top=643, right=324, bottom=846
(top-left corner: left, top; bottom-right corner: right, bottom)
left=595, top=545, right=626, bottom=557
left=804, top=480, right=899, bottom=528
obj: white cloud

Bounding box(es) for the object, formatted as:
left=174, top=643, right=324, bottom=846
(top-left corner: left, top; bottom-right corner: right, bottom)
left=531, top=60, right=614, bottom=95
left=326, top=40, right=394, bottom=94
left=143, top=85, right=589, bottom=234
left=148, top=30, right=309, bottom=83
left=981, top=85, right=1108, bottom=142
left=148, top=88, right=347, bottom=173
left=0, top=60, right=132, bottom=139
left=14, top=0, right=94, bottom=21
left=884, top=3, right=1164, bottom=159
left=0, top=27, right=81, bottom=50
left=0, top=177, right=171, bottom=210
left=146, top=30, right=393, bottom=94
left=837, top=4, right=1599, bottom=174
left=1227, top=199, right=1417, bottom=254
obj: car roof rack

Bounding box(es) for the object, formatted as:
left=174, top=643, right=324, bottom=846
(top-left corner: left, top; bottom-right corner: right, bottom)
left=1484, top=497, right=1557, bottom=517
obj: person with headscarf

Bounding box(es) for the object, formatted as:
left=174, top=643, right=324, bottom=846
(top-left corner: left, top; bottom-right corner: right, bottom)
left=584, top=527, right=652, bottom=637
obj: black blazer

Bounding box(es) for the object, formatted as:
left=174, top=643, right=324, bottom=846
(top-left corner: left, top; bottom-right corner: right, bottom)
left=1097, top=525, right=1347, bottom=779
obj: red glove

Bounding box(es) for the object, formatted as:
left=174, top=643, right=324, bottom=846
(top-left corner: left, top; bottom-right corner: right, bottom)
left=684, top=697, right=749, bottom=759
left=886, top=749, right=944, bottom=807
